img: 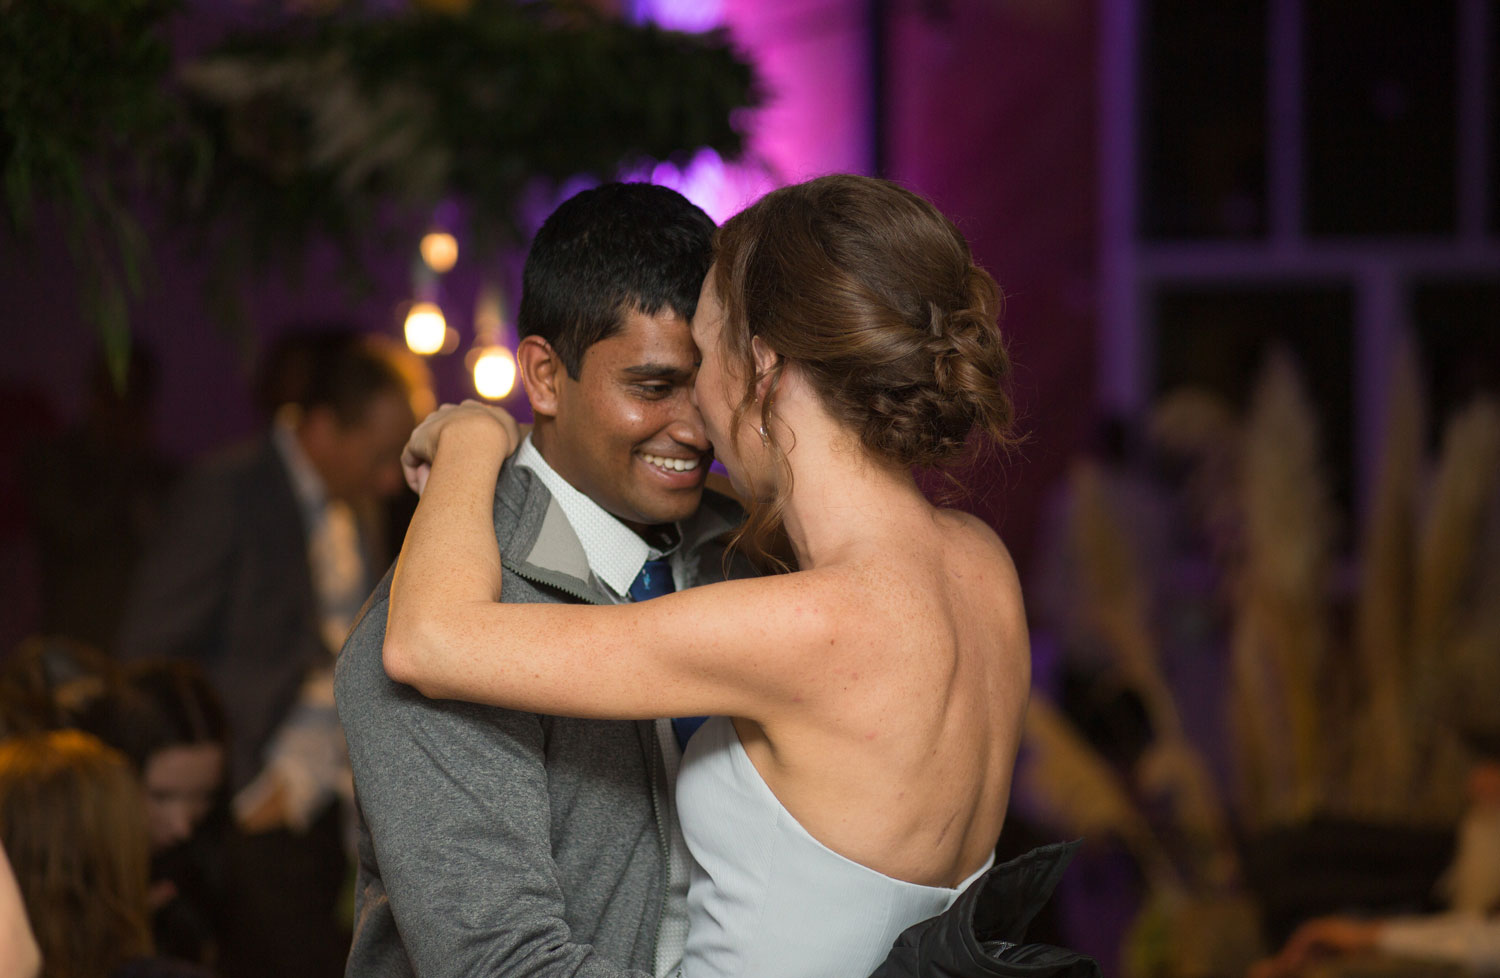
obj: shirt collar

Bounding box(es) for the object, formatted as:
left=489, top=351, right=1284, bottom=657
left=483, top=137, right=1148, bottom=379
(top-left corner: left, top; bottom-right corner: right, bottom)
left=270, top=411, right=328, bottom=517
left=513, top=435, right=674, bottom=598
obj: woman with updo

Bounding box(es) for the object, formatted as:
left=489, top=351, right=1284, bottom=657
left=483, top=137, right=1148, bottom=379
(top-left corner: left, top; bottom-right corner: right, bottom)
left=385, top=175, right=1071, bottom=976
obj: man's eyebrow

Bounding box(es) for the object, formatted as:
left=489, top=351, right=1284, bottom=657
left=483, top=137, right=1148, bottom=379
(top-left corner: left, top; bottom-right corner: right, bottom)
left=621, top=363, right=694, bottom=379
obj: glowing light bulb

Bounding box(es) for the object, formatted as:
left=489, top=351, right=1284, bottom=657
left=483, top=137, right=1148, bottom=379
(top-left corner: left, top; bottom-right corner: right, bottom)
left=420, top=231, right=459, bottom=274
left=473, top=346, right=517, bottom=400
left=404, top=302, right=447, bottom=355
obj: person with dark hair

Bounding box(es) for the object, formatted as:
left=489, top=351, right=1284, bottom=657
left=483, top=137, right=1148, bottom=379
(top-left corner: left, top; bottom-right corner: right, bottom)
left=74, top=661, right=227, bottom=836
left=0, top=729, right=213, bottom=978
left=335, top=181, right=746, bottom=978
left=73, top=660, right=230, bottom=966
left=0, top=634, right=115, bottom=738
left=385, top=176, right=1083, bottom=976
left=517, top=181, right=722, bottom=377
left=118, top=332, right=426, bottom=978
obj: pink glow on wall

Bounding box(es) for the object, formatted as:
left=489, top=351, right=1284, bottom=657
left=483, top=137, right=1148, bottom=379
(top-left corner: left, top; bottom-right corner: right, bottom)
left=722, top=0, right=868, bottom=182
left=630, top=0, right=869, bottom=220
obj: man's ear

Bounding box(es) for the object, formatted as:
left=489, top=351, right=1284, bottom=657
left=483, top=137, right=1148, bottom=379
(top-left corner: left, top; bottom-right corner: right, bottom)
left=750, top=335, right=782, bottom=402
left=517, top=336, right=564, bottom=419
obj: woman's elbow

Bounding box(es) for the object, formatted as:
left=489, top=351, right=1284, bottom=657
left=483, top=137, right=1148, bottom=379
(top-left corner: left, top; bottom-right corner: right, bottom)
left=382, top=622, right=441, bottom=697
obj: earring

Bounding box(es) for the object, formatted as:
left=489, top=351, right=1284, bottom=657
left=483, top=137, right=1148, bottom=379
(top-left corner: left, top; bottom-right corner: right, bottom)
left=758, top=424, right=769, bottom=446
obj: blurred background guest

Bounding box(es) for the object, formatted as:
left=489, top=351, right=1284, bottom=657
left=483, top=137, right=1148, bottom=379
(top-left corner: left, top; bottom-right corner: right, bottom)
left=114, top=330, right=425, bottom=978
left=74, top=660, right=230, bottom=969
left=1252, top=724, right=1500, bottom=978
left=0, top=635, right=116, bottom=739
left=0, top=729, right=212, bottom=978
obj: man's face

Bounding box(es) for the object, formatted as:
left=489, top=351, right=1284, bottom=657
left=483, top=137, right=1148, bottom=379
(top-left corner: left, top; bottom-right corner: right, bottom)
left=541, top=307, right=711, bottom=532
left=315, top=388, right=416, bottom=504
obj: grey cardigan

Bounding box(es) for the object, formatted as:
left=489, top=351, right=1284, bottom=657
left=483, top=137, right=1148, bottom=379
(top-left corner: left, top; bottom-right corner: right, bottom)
left=336, top=460, right=746, bottom=978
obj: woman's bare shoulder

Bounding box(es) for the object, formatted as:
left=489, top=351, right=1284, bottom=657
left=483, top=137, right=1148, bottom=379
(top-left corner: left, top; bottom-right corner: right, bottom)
left=934, top=508, right=1019, bottom=579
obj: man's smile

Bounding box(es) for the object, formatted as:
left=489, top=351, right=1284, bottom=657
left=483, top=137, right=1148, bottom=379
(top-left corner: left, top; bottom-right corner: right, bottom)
left=638, top=451, right=703, bottom=474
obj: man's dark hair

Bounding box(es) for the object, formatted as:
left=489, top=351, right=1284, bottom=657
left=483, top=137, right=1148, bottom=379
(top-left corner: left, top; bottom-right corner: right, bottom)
left=256, top=327, right=411, bottom=425
left=518, top=182, right=716, bottom=377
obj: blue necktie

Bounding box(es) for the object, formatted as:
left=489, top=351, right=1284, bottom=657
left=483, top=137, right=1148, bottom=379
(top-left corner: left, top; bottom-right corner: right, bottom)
left=629, top=559, right=708, bottom=750
left=628, top=558, right=675, bottom=602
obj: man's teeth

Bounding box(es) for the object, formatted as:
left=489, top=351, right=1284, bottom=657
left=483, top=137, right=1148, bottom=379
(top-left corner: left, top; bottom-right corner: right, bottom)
left=641, top=453, right=699, bottom=473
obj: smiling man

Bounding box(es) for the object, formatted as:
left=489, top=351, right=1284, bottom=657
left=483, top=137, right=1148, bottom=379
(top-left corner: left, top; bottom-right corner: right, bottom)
left=335, top=183, right=749, bottom=978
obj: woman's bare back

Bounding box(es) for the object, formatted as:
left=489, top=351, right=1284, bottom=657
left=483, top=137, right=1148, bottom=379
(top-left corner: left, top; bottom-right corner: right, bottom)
left=738, top=505, right=1030, bottom=888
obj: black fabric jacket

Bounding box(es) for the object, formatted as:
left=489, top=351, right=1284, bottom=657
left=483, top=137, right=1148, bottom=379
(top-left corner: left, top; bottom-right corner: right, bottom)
left=868, top=842, right=1102, bottom=978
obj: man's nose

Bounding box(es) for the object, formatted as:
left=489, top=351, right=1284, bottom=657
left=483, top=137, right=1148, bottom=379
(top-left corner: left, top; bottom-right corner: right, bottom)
left=667, top=402, right=710, bottom=451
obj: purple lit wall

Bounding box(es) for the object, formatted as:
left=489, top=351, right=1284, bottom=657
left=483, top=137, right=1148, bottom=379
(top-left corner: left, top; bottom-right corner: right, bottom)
left=888, top=0, right=1099, bottom=567
left=634, top=0, right=1101, bottom=569
left=632, top=0, right=869, bottom=219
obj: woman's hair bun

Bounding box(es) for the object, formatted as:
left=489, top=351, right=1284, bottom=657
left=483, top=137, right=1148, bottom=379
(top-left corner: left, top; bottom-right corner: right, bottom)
left=714, top=174, right=1016, bottom=471
left=862, top=263, right=1013, bottom=468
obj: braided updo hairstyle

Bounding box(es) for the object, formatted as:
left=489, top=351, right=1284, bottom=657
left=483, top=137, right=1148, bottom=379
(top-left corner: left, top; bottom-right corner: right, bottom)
left=712, top=174, right=1015, bottom=567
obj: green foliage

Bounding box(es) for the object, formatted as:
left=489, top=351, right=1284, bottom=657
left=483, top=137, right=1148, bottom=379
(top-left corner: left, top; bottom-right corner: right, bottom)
left=2, top=0, right=761, bottom=349
left=2, top=0, right=184, bottom=379
left=178, top=1, right=757, bottom=266
left=1, top=0, right=179, bottom=231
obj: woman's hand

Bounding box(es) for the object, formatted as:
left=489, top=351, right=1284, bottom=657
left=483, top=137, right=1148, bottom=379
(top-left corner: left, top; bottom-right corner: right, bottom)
left=402, top=400, right=524, bottom=496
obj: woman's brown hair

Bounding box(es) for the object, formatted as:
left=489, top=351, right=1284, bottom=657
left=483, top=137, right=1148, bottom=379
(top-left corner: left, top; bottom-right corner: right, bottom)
left=711, top=174, right=1016, bottom=568
left=0, top=729, right=152, bottom=978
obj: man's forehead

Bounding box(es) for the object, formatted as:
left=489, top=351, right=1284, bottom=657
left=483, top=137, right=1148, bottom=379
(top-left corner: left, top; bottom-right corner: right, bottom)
left=580, top=306, right=696, bottom=371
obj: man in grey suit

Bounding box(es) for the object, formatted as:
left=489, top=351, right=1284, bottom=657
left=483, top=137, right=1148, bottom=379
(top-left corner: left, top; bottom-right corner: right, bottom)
left=335, top=183, right=748, bottom=977
left=119, top=332, right=422, bottom=977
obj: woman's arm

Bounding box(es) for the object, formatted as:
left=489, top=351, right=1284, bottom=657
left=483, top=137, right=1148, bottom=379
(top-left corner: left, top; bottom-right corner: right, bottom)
left=383, top=408, right=859, bottom=721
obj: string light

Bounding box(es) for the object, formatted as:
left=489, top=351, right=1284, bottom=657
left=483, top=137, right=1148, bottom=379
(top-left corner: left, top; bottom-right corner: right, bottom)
left=419, top=231, right=459, bottom=274
left=403, top=301, right=447, bottom=355
left=473, top=346, right=517, bottom=399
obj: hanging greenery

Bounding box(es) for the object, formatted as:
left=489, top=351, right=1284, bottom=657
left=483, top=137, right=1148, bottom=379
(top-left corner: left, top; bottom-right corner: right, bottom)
left=1, top=0, right=761, bottom=355
left=176, top=1, right=761, bottom=264
left=2, top=0, right=186, bottom=381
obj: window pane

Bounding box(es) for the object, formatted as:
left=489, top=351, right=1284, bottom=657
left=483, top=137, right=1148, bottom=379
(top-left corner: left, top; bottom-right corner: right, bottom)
left=1491, top=7, right=1500, bottom=234
left=1411, top=279, right=1500, bottom=439
left=1154, top=285, right=1355, bottom=510
left=1305, top=0, right=1457, bottom=235
left=1141, top=0, right=1268, bottom=239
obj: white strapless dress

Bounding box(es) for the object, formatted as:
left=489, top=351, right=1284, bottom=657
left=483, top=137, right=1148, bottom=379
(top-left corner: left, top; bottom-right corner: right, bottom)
left=675, top=716, right=993, bottom=978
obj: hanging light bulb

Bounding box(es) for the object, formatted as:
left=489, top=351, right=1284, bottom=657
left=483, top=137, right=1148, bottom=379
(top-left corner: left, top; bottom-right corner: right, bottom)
left=404, top=301, right=447, bottom=355
left=420, top=231, right=459, bottom=274
left=473, top=346, right=517, bottom=400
